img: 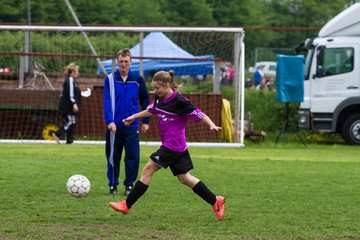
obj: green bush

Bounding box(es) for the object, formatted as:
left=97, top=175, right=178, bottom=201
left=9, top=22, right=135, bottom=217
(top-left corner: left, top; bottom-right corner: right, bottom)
left=0, top=31, right=138, bottom=74
left=244, top=89, right=299, bottom=132
left=219, top=84, right=299, bottom=133
left=221, top=86, right=344, bottom=144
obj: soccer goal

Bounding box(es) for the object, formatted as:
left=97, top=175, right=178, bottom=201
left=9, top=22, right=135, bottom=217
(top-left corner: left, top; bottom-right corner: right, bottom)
left=0, top=25, right=245, bottom=147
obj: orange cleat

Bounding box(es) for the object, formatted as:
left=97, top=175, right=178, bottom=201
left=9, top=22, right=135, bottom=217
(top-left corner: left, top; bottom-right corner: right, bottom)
left=212, top=196, right=225, bottom=221
left=109, top=201, right=130, bottom=214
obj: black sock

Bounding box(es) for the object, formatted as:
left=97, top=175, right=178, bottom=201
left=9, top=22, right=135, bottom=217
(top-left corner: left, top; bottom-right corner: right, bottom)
left=192, top=181, right=217, bottom=206
left=126, top=180, right=148, bottom=209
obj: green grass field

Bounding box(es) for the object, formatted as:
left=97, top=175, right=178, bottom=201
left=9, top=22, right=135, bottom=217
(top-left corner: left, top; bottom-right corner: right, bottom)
left=1, top=142, right=360, bottom=239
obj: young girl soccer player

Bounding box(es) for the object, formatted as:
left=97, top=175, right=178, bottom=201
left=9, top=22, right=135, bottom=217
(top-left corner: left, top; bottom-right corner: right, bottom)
left=52, top=63, right=81, bottom=144
left=109, top=70, right=225, bottom=221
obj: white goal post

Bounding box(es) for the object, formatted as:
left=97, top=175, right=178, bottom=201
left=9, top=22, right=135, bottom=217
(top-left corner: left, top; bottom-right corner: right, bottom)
left=0, top=25, right=245, bottom=148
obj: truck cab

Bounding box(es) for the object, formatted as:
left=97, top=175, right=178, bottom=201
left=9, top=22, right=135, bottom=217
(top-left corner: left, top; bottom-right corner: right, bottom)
left=298, top=3, right=360, bottom=145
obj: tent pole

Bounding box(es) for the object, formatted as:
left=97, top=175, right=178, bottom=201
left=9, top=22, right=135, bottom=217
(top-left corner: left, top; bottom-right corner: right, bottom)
left=139, top=32, right=144, bottom=76
left=213, top=61, right=221, bottom=94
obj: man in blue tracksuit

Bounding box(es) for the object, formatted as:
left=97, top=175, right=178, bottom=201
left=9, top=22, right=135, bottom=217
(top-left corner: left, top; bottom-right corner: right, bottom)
left=103, top=48, right=150, bottom=196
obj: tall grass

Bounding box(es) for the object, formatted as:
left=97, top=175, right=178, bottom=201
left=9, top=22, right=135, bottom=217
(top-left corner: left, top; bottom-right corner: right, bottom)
left=1, top=143, right=360, bottom=239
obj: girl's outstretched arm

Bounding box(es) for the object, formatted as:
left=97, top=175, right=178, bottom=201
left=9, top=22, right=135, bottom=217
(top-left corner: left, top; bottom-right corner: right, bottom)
left=123, top=110, right=153, bottom=126
left=201, top=115, right=222, bottom=131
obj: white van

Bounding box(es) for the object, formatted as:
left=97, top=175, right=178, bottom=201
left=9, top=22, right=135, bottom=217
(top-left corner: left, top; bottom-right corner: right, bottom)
left=249, top=61, right=276, bottom=77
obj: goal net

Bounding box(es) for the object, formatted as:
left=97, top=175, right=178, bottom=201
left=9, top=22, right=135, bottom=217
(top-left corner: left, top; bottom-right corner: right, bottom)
left=0, top=25, right=245, bottom=147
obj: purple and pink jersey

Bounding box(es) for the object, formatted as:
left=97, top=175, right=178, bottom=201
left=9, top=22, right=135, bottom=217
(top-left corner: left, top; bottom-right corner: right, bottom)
left=147, top=91, right=205, bottom=152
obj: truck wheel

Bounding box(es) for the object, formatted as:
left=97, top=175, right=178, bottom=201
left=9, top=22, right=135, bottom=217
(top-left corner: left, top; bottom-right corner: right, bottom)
left=342, top=113, right=360, bottom=145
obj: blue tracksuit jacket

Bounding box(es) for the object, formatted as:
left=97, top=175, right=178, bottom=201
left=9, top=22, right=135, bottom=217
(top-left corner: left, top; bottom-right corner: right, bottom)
left=103, top=69, right=150, bottom=127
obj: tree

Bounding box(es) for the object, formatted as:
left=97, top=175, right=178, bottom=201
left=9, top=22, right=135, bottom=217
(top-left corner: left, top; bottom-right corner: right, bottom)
left=43, top=0, right=72, bottom=24
left=125, top=0, right=164, bottom=25
left=268, top=0, right=350, bottom=48
left=208, top=0, right=275, bottom=65
left=64, top=0, right=113, bottom=24
left=160, top=0, right=215, bottom=26
left=0, top=0, right=26, bottom=23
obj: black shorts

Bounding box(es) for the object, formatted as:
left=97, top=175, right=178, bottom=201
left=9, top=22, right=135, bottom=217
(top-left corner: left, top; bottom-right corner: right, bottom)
left=149, top=146, right=193, bottom=176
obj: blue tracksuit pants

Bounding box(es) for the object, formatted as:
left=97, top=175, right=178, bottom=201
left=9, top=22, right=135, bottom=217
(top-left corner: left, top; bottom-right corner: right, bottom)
left=105, top=127, right=140, bottom=188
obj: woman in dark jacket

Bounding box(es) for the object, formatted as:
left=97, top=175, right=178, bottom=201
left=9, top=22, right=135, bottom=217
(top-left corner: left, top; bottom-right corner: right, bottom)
left=52, top=63, right=81, bottom=144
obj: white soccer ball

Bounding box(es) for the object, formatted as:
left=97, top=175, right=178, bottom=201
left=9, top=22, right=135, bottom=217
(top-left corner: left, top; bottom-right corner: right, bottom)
left=66, top=174, right=91, bottom=198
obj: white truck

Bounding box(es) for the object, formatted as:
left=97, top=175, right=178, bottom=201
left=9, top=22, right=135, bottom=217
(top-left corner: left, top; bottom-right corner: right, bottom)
left=298, top=3, right=360, bottom=145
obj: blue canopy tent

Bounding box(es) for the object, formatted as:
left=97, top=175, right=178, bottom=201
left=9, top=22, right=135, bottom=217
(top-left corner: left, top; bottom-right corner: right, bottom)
left=97, top=32, right=214, bottom=76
